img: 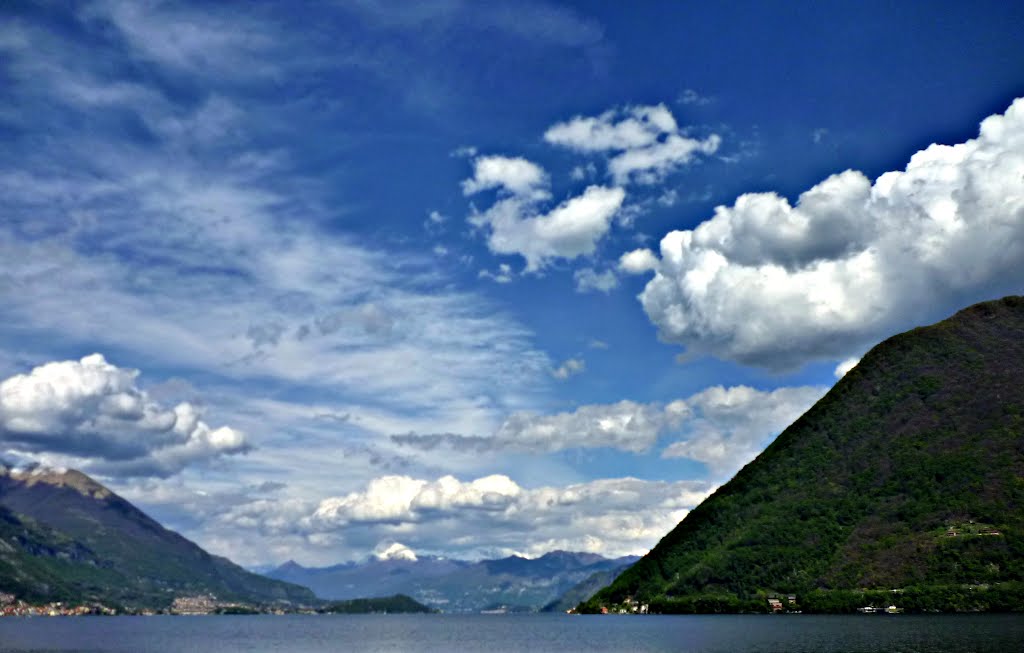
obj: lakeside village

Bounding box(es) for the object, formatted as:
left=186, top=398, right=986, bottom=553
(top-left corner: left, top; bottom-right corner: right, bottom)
left=4, top=591, right=910, bottom=617
left=577, top=594, right=905, bottom=616
left=0, top=591, right=117, bottom=617
left=0, top=592, right=312, bottom=617
left=572, top=525, right=1006, bottom=616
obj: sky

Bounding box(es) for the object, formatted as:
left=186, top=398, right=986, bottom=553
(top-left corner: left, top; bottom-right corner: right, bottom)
left=1, top=0, right=1023, bottom=567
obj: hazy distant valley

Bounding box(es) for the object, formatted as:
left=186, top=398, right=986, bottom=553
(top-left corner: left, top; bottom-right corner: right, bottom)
left=265, top=551, right=638, bottom=613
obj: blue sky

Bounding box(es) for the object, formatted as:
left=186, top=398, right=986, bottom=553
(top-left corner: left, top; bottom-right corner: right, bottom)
left=1, top=1, right=1023, bottom=566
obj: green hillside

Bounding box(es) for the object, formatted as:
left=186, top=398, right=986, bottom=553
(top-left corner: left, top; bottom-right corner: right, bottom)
left=586, top=296, right=1024, bottom=614
left=0, top=467, right=315, bottom=609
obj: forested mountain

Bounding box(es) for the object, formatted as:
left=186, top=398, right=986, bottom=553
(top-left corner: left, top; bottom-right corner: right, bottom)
left=0, top=466, right=315, bottom=609
left=587, top=296, right=1024, bottom=613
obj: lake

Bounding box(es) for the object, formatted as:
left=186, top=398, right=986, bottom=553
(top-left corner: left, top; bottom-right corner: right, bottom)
left=1, top=614, right=1023, bottom=652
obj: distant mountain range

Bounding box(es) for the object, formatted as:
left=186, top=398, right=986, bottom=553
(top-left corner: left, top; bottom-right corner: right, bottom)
left=589, top=296, right=1024, bottom=614
left=266, top=550, right=638, bottom=612
left=0, top=461, right=635, bottom=613
left=0, top=465, right=314, bottom=609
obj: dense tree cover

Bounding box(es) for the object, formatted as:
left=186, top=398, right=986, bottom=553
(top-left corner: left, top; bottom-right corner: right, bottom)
left=0, top=505, right=117, bottom=604
left=799, top=583, right=1024, bottom=613
left=585, top=297, right=1024, bottom=614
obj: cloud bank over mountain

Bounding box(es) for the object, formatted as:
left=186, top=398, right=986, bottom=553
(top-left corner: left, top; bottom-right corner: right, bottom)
left=0, top=355, right=247, bottom=477
left=216, top=473, right=715, bottom=561
left=623, top=98, right=1024, bottom=369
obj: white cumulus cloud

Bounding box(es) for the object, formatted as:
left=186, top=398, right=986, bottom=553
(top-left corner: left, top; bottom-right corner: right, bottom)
left=544, top=104, right=679, bottom=152
left=0, top=354, right=249, bottom=477
left=544, top=104, right=721, bottom=185
left=462, top=105, right=719, bottom=272
left=634, top=98, right=1024, bottom=369
left=467, top=178, right=626, bottom=271
left=609, top=133, right=721, bottom=185
left=462, top=155, right=549, bottom=199
left=229, top=474, right=717, bottom=560
left=311, top=474, right=523, bottom=527
left=619, top=248, right=660, bottom=274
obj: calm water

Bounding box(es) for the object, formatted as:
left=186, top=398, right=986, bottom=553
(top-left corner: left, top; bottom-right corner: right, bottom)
left=1, top=614, right=1023, bottom=652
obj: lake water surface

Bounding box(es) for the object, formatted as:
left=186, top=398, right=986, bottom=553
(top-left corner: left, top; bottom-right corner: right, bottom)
left=1, top=614, right=1023, bottom=652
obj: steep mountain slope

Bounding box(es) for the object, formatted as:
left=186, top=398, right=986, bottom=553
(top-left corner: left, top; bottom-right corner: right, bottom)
left=588, top=296, right=1024, bottom=613
left=268, top=551, right=639, bottom=612
left=541, top=559, right=636, bottom=613
left=0, top=502, right=117, bottom=602
left=0, top=466, right=315, bottom=608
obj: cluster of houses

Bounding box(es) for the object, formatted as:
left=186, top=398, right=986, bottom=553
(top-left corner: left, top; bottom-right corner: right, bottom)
left=857, top=605, right=902, bottom=614
left=0, top=592, right=116, bottom=617
left=0, top=587, right=329, bottom=617
left=0, top=590, right=272, bottom=617
left=766, top=595, right=799, bottom=612
left=576, top=596, right=650, bottom=614
left=170, top=594, right=221, bottom=615
left=945, top=520, right=1002, bottom=538
left=613, top=597, right=649, bottom=614
left=169, top=594, right=295, bottom=615
left=945, top=527, right=1001, bottom=537
left=767, top=593, right=904, bottom=615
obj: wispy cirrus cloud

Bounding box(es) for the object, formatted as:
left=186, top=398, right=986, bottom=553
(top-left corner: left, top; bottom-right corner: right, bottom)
left=0, top=2, right=553, bottom=413
left=82, top=0, right=281, bottom=77
left=392, top=384, right=826, bottom=477
left=0, top=3, right=554, bottom=517
left=551, top=358, right=586, bottom=380
left=573, top=267, right=619, bottom=293
left=0, top=0, right=875, bottom=571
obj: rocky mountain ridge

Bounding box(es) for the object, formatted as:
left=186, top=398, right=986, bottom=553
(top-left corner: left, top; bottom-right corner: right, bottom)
left=0, top=464, right=315, bottom=609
